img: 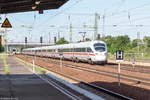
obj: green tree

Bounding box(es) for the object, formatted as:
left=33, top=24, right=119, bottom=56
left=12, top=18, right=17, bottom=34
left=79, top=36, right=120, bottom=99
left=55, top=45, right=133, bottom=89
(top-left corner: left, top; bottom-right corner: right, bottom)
left=56, top=37, right=69, bottom=44
left=85, top=38, right=91, bottom=41
left=131, top=39, right=141, bottom=48
left=143, top=36, right=150, bottom=48
left=104, top=35, right=130, bottom=54
left=147, top=39, right=150, bottom=48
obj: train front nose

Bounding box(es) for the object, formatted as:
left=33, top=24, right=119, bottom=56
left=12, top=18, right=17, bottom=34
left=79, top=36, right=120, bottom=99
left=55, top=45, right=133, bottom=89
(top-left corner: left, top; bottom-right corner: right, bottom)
left=95, top=52, right=107, bottom=61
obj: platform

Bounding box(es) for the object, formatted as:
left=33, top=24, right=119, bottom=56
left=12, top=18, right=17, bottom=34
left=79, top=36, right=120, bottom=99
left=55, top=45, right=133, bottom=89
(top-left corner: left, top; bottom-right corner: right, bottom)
left=0, top=56, right=73, bottom=100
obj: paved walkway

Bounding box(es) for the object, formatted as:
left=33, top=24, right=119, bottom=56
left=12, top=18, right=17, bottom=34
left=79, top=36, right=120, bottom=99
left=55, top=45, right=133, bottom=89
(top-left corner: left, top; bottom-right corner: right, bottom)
left=0, top=56, right=71, bottom=100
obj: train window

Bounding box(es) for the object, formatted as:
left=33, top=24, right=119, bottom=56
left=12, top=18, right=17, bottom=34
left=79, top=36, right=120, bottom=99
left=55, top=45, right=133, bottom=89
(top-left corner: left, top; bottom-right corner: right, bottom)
left=74, top=48, right=77, bottom=52
left=74, top=48, right=86, bottom=52
left=48, top=49, right=53, bottom=52
left=62, top=48, right=71, bottom=52
left=94, top=43, right=106, bottom=52
left=80, top=48, right=84, bottom=52
left=58, top=49, right=60, bottom=52
left=79, top=48, right=81, bottom=52
left=69, top=48, right=73, bottom=52
left=81, top=48, right=86, bottom=52
left=75, top=48, right=80, bottom=52
left=62, top=49, right=65, bottom=52
left=64, top=49, right=67, bottom=52
left=71, top=48, right=74, bottom=52
left=42, top=50, right=46, bottom=52
left=95, top=47, right=105, bottom=52
left=58, top=49, right=63, bottom=52
left=87, top=48, right=93, bottom=52
left=68, top=48, right=71, bottom=52
left=94, top=43, right=105, bottom=47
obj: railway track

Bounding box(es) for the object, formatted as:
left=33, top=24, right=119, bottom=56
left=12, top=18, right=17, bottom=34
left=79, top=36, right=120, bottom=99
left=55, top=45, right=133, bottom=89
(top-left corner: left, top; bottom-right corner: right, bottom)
left=19, top=55, right=150, bottom=86
left=38, top=55, right=150, bottom=74
left=106, top=63, right=150, bottom=74
left=22, top=54, right=150, bottom=74
left=16, top=56, right=134, bottom=100
left=38, top=57, right=150, bottom=86
left=16, top=55, right=150, bottom=100
left=45, top=69, right=134, bottom=100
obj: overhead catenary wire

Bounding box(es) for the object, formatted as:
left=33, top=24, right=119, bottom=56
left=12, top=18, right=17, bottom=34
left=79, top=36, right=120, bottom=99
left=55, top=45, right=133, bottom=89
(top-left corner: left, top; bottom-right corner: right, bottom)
left=106, top=1, right=150, bottom=17
left=6, top=0, right=150, bottom=43
left=35, top=0, right=86, bottom=27
left=114, top=15, right=150, bottom=25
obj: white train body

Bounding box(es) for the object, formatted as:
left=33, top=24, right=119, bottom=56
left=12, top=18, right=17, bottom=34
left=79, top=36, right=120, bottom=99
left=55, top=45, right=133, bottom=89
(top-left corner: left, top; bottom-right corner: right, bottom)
left=22, top=40, right=108, bottom=64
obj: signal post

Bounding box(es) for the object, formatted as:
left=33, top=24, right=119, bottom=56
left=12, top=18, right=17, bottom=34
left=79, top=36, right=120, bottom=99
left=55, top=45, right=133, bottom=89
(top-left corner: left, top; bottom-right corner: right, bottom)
left=116, top=50, right=124, bottom=86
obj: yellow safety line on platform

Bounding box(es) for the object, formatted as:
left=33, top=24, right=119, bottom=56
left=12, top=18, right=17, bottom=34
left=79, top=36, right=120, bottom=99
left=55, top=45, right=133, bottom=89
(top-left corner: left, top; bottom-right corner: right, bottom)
left=0, top=54, right=10, bottom=74
left=15, top=57, right=78, bottom=84
left=15, top=57, right=46, bottom=74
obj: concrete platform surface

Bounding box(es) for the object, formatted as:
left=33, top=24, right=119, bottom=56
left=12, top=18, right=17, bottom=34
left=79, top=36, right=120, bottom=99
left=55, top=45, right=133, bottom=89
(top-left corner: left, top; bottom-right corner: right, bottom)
left=0, top=56, right=72, bottom=100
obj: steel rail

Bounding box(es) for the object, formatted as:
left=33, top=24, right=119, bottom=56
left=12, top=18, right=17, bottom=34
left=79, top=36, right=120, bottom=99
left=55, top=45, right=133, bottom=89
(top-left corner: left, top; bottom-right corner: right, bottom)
left=38, top=57, right=150, bottom=86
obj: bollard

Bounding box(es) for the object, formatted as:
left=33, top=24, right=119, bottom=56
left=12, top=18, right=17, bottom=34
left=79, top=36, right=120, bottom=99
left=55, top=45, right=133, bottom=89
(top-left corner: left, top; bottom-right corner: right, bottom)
left=32, top=59, right=35, bottom=73
left=118, top=62, right=121, bottom=86
left=59, top=53, right=63, bottom=69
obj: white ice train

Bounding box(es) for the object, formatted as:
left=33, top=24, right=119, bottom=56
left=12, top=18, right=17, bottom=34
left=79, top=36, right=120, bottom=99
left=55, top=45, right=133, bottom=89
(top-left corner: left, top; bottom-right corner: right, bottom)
left=22, top=40, right=108, bottom=64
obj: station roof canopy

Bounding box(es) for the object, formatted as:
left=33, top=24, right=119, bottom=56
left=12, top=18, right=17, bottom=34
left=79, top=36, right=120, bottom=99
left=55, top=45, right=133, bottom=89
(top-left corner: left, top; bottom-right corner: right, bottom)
left=0, top=0, right=68, bottom=14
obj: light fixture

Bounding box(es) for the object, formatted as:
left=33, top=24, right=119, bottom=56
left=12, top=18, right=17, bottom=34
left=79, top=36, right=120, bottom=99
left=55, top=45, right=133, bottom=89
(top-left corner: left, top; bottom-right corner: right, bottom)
left=35, top=0, right=41, bottom=5
left=32, top=5, right=37, bottom=10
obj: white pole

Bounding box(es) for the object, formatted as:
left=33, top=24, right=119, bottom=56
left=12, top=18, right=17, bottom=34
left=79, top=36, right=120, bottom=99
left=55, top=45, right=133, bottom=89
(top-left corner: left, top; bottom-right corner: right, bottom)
left=132, top=58, right=135, bottom=68
left=60, top=56, right=63, bottom=69
left=118, top=62, right=121, bottom=86
left=32, top=59, right=35, bottom=73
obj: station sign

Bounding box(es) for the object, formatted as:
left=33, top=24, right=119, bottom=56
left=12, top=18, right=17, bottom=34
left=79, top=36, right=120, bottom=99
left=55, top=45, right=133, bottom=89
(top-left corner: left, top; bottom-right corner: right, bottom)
left=116, top=50, right=124, bottom=61
left=1, top=18, right=12, bottom=28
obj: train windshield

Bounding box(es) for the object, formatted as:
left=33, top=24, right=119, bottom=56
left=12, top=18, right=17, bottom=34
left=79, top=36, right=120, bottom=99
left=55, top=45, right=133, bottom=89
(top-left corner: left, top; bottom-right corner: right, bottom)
left=94, top=43, right=106, bottom=52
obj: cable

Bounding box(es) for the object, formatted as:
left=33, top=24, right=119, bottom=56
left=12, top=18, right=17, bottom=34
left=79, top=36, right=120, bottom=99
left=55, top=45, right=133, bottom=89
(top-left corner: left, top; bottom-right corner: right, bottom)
left=106, top=1, right=150, bottom=17
left=35, top=0, right=86, bottom=27
left=112, top=0, right=127, bottom=15
left=115, top=15, right=150, bottom=25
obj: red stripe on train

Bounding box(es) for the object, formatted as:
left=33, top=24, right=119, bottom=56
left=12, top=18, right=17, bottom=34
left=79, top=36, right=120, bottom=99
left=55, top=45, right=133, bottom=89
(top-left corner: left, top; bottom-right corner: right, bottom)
left=28, top=52, right=95, bottom=56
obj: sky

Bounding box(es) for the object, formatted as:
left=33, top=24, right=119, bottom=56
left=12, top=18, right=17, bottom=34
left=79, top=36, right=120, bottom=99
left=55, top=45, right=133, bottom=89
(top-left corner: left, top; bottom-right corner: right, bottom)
left=1, top=0, right=150, bottom=43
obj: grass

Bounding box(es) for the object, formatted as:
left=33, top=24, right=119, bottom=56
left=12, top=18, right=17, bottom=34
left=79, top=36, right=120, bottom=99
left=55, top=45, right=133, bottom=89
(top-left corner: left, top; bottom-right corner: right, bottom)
left=108, top=52, right=150, bottom=61
left=4, top=65, right=10, bottom=74
left=0, top=53, right=10, bottom=74
left=35, top=67, right=46, bottom=74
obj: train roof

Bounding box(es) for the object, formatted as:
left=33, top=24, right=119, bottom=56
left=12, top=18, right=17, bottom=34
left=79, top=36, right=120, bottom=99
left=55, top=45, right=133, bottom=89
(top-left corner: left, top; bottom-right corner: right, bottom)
left=23, top=40, right=106, bottom=50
